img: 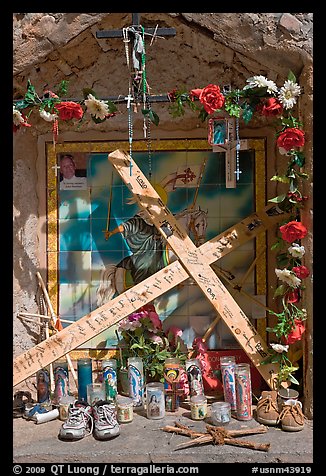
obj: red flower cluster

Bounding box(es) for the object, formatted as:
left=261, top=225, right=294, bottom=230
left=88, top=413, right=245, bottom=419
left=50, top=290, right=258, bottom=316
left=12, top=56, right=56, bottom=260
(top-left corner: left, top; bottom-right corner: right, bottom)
left=190, top=84, right=225, bottom=114
left=279, top=221, right=307, bottom=243
left=55, top=101, right=84, bottom=121
left=276, top=127, right=305, bottom=151
left=292, top=265, right=310, bottom=279
left=284, top=319, right=306, bottom=345
left=256, top=97, right=283, bottom=117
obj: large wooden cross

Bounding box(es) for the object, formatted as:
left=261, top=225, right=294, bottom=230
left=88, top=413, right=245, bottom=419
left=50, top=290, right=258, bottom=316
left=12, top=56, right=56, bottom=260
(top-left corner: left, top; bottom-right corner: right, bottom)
left=13, top=149, right=287, bottom=389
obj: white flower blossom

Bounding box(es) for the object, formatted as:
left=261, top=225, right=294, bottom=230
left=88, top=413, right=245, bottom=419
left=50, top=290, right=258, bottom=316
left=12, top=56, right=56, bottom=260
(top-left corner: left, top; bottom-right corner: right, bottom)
left=118, top=318, right=142, bottom=331
left=278, top=80, right=301, bottom=109
left=39, top=109, right=58, bottom=122
left=13, top=106, right=25, bottom=126
left=288, top=243, right=305, bottom=259
left=84, top=94, right=109, bottom=120
left=275, top=268, right=301, bottom=288
left=243, top=75, right=278, bottom=94
left=271, top=343, right=289, bottom=353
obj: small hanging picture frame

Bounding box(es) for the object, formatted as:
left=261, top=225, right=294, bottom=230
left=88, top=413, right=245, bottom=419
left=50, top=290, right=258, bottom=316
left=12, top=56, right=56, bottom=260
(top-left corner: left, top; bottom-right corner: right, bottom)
left=208, top=117, right=228, bottom=146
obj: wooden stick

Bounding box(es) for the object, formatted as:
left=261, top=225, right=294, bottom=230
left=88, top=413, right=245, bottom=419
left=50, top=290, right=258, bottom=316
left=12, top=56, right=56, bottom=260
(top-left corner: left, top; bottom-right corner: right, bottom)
left=36, top=273, right=78, bottom=386
left=223, top=437, right=270, bottom=452
left=206, top=424, right=268, bottom=437
left=18, top=312, right=72, bottom=324
left=160, top=425, right=205, bottom=439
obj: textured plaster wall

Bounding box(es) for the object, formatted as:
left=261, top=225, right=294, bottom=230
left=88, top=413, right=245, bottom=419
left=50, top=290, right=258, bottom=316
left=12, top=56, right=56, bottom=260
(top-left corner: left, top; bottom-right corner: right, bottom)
left=13, top=13, right=313, bottom=415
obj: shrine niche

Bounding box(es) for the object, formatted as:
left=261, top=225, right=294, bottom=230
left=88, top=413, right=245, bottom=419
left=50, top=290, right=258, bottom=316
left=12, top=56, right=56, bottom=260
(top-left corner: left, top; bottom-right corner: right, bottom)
left=13, top=13, right=312, bottom=419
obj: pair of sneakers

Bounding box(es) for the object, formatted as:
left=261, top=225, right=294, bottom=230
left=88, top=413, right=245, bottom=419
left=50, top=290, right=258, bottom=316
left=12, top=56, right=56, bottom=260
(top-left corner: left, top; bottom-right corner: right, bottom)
left=59, top=400, right=120, bottom=441
left=256, top=390, right=305, bottom=431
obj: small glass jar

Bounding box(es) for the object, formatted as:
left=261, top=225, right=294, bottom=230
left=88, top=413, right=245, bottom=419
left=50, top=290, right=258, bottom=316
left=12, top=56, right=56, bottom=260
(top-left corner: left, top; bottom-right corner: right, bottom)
left=146, top=382, right=165, bottom=420
left=211, top=401, right=231, bottom=425
left=116, top=396, right=134, bottom=423
left=77, top=358, right=93, bottom=403
left=58, top=395, right=75, bottom=421
left=86, top=383, right=106, bottom=406
left=190, top=395, right=207, bottom=420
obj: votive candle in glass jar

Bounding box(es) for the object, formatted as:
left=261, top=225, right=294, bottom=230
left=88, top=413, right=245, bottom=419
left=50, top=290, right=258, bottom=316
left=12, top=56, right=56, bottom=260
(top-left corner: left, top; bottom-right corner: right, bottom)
left=185, top=358, right=204, bottom=397
left=77, top=358, right=93, bottom=403
left=53, top=360, right=69, bottom=405
left=36, top=368, right=50, bottom=404
left=86, top=383, right=106, bottom=406
left=211, top=401, right=231, bottom=425
left=220, top=355, right=237, bottom=412
left=128, top=356, right=144, bottom=408
left=146, top=382, right=165, bottom=420
left=102, top=359, right=118, bottom=403
left=164, top=357, right=181, bottom=411
left=116, top=396, right=134, bottom=423
left=190, top=395, right=207, bottom=420
left=235, top=363, right=252, bottom=421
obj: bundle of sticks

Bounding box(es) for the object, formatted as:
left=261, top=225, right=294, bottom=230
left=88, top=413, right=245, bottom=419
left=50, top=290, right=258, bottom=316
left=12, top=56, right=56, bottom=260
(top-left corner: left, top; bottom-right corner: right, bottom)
left=161, top=422, right=270, bottom=452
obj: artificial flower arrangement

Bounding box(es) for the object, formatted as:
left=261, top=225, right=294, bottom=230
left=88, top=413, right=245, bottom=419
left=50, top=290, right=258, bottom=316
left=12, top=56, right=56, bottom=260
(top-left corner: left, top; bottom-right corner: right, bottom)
left=117, top=303, right=188, bottom=385
left=13, top=72, right=310, bottom=389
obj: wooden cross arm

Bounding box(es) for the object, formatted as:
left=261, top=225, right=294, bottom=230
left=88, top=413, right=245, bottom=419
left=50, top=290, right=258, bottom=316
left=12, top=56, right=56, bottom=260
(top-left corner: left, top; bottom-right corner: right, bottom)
left=96, top=27, right=176, bottom=39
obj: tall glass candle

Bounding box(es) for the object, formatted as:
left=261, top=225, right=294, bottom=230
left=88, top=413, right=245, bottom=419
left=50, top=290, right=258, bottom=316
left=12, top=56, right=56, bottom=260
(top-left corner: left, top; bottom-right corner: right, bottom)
left=77, top=358, right=93, bottom=403
left=146, top=382, right=165, bottom=420
left=185, top=358, right=204, bottom=396
left=128, top=357, right=144, bottom=408
left=220, top=355, right=237, bottom=411
left=53, top=360, right=69, bottom=405
left=36, top=368, right=50, bottom=404
left=235, top=363, right=252, bottom=421
left=102, top=359, right=118, bottom=403
left=164, top=357, right=181, bottom=411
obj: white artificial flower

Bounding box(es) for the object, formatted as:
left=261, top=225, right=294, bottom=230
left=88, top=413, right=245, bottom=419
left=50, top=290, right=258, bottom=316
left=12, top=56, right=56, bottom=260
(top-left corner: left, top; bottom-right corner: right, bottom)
left=278, top=147, right=290, bottom=156
left=84, top=94, right=109, bottom=120
left=243, top=75, right=278, bottom=94
left=278, top=80, right=301, bottom=109
left=39, top=109, right=58, bottom=122
left=288, top=243, right=305, bottom=259
left=270, top=343, right=289, bottom=353
left=275, top=268, right=301, bottom=288
left=13, top=106, right=25, bottom=126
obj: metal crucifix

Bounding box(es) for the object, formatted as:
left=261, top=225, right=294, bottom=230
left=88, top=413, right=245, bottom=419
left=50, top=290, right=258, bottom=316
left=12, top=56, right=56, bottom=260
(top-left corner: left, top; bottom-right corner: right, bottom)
left=13, top=149, right=287, bottom=389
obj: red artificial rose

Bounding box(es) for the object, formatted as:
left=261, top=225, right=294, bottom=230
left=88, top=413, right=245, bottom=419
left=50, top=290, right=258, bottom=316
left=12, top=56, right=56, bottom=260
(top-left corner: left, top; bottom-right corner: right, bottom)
left=279, top=221, right=308, bottom=243
left=286, top=289, right=300, bottom=303
left=256, top=97, right=283, bottom=117
left=55, top=101, right=84, bottom=121
left=190, top=84, right=225, bottom=114
left=276, top=127, right=305, bottom=151
left=284, top=319, right=305, bottom=345
left=292, top=265, right=310, bottom=279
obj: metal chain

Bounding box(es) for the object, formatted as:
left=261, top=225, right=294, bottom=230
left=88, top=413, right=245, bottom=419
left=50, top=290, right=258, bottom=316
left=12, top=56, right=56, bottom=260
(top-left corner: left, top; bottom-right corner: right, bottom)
left=235, top=90, right=242, bottom=181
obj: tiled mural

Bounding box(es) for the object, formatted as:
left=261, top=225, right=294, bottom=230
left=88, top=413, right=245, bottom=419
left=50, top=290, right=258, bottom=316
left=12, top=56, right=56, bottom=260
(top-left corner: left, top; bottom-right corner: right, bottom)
left=52, top=143, right=264, bottom=350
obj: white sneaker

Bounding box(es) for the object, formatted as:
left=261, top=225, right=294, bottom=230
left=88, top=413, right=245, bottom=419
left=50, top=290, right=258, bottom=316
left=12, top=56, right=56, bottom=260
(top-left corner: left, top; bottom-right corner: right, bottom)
left=58, top=401, right=93, bottom=440
left=92, top=400, right=120, bottom=440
